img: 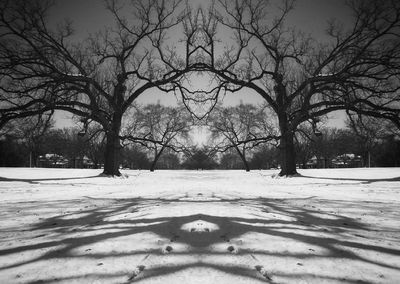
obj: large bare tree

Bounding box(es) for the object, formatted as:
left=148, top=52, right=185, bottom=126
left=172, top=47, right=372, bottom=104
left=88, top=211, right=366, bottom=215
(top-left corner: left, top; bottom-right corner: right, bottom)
left=0, top=0, right=188, bottom=175
left=191, top=0, right=400, bottom=175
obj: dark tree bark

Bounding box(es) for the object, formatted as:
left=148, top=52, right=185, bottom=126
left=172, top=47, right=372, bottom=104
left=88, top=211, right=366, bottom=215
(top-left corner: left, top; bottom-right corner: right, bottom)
left=150, top=147, right=165, bottom=172
left=103, top=107, right=123, bottom=175
left=103, top=131, right=121, bottom=176
left=276, top=75, right=298, bottom=176
left=235, top=147, right=250, bottom=172
left=278, top=130, right=297, bottom=176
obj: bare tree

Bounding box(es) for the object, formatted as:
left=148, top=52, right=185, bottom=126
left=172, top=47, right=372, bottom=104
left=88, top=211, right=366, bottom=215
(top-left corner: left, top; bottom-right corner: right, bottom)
left=346, top=111, right=400, bottom=167
left=295, top=123, right=317, bottom=169
left=0, top=0, right=188, bottom=175
left=122, top=104, right=192, bottom=171
left=207, top=103, right=278, bottom=171
left=0, top=112, right=54, bottom=167
left=196, top=0, right=400, bottom=175
left=80, top=124, right=107, bottom=169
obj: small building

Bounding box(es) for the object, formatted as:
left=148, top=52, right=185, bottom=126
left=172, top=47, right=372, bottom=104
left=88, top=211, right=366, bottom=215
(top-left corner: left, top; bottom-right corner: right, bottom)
left=306, top=155, right=328, bottom=168
left=332, top=153, right=362, bottom=168
left=37, top=153, right=69, bottom=168
left=70, top=155, right=95, bottom=168
left=37, top=154, right=95, bottom=168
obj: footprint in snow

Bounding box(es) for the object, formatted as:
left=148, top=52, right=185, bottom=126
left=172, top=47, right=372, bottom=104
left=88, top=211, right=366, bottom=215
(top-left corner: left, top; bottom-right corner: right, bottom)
left=255, top=265, right=272, bottom=281
left=165, top=245, right=173, bottom=252
left=227, top=245, right=235, bottom=252
left=128, top=265, right=146, bottom=280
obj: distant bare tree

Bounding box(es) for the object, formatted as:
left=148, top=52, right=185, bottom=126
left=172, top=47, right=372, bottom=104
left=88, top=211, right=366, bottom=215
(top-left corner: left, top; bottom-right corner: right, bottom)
left=122, top=104, right=192, bottom=171
left=294, top=124, right=316, bottom=169
left=0, top=112, right=54, bottom=167
left=346, top=112, right=400, bottom=167
left=207, top=104, right=278, bottom=171
left=81, top=125, right=106, bottom=169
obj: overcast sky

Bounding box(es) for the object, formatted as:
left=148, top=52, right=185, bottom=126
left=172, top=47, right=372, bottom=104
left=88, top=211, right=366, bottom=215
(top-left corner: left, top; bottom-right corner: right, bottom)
left=51, top=0, right=351, bottom=131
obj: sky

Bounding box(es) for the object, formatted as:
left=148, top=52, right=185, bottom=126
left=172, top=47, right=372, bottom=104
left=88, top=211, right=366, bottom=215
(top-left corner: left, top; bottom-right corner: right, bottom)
left=51, top=0, right=351, bottom=131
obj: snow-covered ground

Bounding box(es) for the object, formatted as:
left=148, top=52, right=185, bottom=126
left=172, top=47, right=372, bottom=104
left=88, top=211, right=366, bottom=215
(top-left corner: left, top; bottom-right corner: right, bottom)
left=0, top=167, right=399, bottom=284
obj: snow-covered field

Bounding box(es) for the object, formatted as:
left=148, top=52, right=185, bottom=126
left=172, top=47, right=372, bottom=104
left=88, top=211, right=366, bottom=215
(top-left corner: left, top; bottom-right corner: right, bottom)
left=0, top=168, right=399, bottom=284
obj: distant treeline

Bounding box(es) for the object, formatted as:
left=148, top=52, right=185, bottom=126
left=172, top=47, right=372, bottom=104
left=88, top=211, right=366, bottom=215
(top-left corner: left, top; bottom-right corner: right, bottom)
left=1, top=125, right=399, bottom=170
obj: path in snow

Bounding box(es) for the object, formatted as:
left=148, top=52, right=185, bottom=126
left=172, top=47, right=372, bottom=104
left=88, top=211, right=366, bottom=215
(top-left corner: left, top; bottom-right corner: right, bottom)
left=0, top=168, right=400, bottom=283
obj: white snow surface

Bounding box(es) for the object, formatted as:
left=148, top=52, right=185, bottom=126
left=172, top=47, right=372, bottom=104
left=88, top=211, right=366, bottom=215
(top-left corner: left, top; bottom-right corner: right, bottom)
left=0, top=167, right=400, bottom=283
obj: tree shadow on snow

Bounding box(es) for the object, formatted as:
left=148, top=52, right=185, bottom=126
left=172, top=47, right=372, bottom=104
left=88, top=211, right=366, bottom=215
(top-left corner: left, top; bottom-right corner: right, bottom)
left=0, top=174, right=103, bottom=184
left=0, top=195, right=399, bottom=283
left=298, top=174, right=400, bottom=184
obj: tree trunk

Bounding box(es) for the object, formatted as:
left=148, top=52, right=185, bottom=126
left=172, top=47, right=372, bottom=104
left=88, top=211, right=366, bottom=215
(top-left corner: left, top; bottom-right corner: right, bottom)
left=277, top=111, right=298, bottom=176
left=235, top=147, right=250, bottom=172
left=278, top=131, right=297, bottom=176
left=149, top=160, right=157, bottom=172
left=103, top=132, right=121, bottom=175
left=243, top=159, right=250, bottom=172
left=150, top=146, right=164, bottom=172
left=274, top=75, right=297, bottom=176
left=103, top=116, right=122, bottom=176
